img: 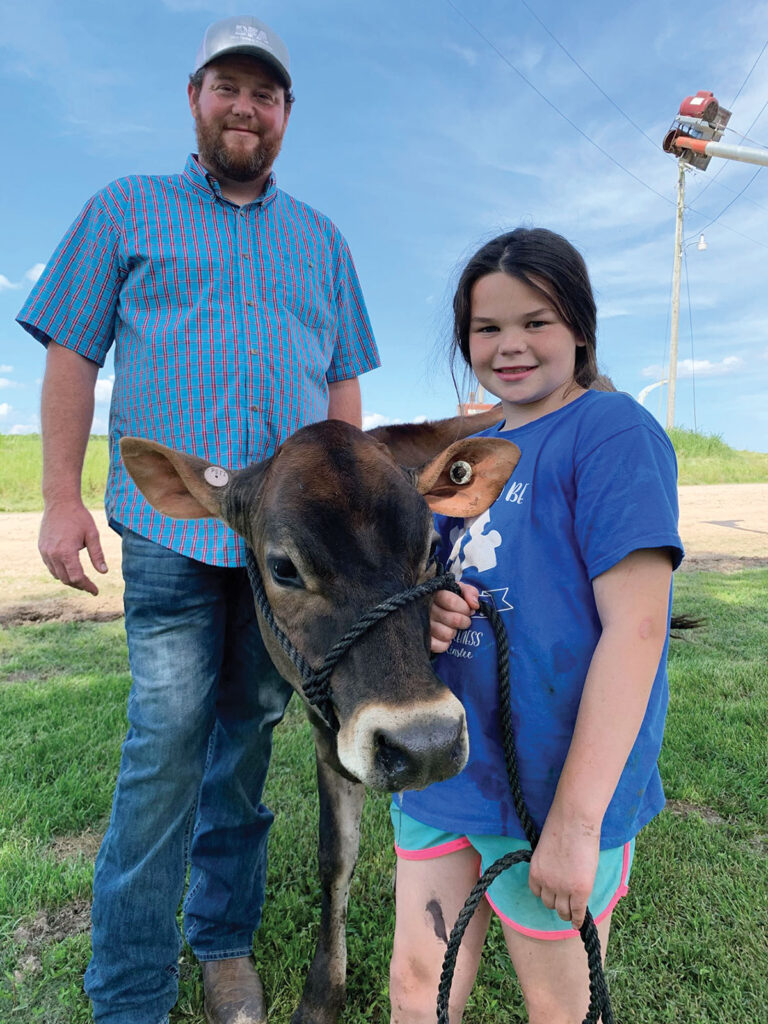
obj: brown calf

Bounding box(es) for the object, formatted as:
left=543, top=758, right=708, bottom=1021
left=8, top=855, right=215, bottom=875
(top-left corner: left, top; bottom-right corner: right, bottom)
left=120, top=407, right=519, bottom=1024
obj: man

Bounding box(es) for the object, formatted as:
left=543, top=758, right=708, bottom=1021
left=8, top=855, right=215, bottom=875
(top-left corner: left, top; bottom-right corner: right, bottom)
left=18, top=14, right=379, bottom=1024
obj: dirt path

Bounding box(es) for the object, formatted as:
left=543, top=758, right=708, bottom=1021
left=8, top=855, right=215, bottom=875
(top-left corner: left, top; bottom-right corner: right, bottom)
left=1, top=484, right=767, bottom=625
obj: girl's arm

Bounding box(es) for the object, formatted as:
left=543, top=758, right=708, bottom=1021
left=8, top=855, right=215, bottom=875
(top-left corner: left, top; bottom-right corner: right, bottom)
left=528, top=547, right=673, bottom=929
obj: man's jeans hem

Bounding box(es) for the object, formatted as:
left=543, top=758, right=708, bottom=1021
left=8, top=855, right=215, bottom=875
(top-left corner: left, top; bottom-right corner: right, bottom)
left=195, top=943, right=255, bottom=963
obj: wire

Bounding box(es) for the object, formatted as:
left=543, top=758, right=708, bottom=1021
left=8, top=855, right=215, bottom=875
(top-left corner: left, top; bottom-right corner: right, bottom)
left=685, top=165, right=764, bottom=243
left=516, top=0, right=662, bottom=152
left=689, top=63, right=768, bottom=206
left=724, top=126, right=768, bottom=150
left=442, top=0, right=675, bottom=207
left=728, top=39, right=768, bottom=108
left=682, top=250, right=698, bottom=433
left=443, top=0, right=768, bottom=251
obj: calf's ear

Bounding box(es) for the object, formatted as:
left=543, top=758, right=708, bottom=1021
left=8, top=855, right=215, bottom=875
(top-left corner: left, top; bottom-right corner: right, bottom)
left=416, top=438, right=520, bottom=517
left=369, top=405, right=504, bottom=466
left=120, top=437, right=236, bottom=520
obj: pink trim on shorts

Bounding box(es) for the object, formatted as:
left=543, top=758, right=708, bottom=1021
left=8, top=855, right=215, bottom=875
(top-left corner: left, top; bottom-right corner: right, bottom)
left=487, top=841, right=632, bottom=941
left=393, top=836, right=473, bottom=860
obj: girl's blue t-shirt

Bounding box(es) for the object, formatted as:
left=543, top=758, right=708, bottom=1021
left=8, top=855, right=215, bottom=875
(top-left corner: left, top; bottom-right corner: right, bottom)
left=397, top=390, right=684, bottom=848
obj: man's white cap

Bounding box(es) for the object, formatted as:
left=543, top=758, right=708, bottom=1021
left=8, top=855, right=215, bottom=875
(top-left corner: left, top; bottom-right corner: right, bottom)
left=193, top=15, right=291, bottom=88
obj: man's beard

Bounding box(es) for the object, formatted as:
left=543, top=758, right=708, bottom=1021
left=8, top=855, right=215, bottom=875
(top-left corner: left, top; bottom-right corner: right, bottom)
left=195, top=116, right=284, bottom=183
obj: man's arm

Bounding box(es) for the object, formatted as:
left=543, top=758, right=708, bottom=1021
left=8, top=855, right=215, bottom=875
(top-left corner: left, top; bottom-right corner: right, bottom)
left=327, top=377, right=362, bottom=428
left=38, top=341, right=107, bottom=595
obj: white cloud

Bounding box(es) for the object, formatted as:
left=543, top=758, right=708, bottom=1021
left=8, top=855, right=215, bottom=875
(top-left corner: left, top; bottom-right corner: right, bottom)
left=94, top=375, right=114, bottom=404
left=10, top=423, right=38, bottom=435
left=445, top=43, right=478, bottom=67
left=362, top=412, right=429, bottom=430
left=642, top=356, right=744, bottom=379
left=0, top=377, right=17, bottom=389
left=24, top=263, right=46, bottom=284
left=363, top=412, right=397, bottom=430
left=0, top=403, right=10, bottom=418
left=0, top=264, right=46, bottom=291
left=0, top=364, right=12, bottom=373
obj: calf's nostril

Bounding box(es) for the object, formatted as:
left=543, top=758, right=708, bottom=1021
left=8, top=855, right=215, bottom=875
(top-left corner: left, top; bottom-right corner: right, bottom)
left=374, top=730, right=410, bottom=781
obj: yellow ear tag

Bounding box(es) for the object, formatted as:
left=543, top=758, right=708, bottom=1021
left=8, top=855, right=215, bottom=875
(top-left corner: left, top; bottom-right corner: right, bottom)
left=204, top=466, right=229, bottom=487
left=449, top=460, right=473, bottom=485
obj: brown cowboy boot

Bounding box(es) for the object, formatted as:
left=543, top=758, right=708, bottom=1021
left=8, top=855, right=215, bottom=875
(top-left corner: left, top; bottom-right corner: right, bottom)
left=201, top=956, right=267, bottom=1024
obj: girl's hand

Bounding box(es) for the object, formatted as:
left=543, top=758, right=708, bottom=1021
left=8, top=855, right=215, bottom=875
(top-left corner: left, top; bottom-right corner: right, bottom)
left=527, top=813, right=601, bottom=931
left=430, top=582, right=480, bottom=653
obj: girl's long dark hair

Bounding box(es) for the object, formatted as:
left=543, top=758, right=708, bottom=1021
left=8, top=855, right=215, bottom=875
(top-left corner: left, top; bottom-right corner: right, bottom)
left=452, top=228, right=599, bottom=389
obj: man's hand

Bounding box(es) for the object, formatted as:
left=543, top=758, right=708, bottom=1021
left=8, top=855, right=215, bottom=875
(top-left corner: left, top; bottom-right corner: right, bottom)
left=527, top=811, right=601, bottom=931
left=39, top=501, right=108, bottom=596
left=430, top=581, right=479, bottom=653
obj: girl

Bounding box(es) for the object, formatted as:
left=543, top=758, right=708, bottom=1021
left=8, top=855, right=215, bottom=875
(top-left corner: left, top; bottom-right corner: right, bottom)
left=388, top=228, right=683, bottom=1024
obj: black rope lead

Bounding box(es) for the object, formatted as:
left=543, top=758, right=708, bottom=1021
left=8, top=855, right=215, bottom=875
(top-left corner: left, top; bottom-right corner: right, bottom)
left=243, top=544, right=614, bottom=1022
left=435, top=590, right=614, bottom=1024
left=244, top=548, right=462, bottom=734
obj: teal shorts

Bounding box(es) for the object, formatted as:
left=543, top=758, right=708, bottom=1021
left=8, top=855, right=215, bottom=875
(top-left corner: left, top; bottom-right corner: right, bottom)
left=391, top=805, right=634, bottom=941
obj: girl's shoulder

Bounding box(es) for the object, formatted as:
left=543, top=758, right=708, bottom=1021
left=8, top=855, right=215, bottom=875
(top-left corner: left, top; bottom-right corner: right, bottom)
left=490, top=389, right=671, bottom=453
left=569, top=389, right=673, bottom=452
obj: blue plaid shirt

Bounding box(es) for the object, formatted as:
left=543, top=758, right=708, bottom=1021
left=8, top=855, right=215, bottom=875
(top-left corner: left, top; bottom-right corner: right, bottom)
left=18, top=155, right=380, bottom=566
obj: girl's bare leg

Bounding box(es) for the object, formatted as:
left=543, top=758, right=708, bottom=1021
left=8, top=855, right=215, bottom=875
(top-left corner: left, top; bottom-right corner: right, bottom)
left=501, top=912, right=613, bottom=1024
left=389, top=848, right=492, bottom=1024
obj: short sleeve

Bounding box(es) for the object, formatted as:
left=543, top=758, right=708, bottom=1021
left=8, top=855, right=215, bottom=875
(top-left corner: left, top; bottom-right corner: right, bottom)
left=574, top=423, right=684, bottom=578
left=326, top=233, right=379, bottom=383
left=16, top=191, right=125, bottom=367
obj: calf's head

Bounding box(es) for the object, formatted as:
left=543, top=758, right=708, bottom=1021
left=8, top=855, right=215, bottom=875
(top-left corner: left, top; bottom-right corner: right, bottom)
left=120, top=419, right=519, bottom=791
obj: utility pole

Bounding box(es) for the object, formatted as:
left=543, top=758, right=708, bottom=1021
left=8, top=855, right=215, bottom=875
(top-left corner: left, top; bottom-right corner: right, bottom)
left=663, top=92, right=768, bottom=431
left=662, top=91, right=731, bottom=430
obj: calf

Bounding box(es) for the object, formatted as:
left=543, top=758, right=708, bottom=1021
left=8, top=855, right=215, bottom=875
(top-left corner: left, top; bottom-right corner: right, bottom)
left=120, top=408, right=519, bottom=1024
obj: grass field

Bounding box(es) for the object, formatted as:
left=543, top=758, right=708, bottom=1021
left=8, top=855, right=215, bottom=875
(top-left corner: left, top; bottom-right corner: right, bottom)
left=1, top=427, right=767, bottom=512
left=1, top=569, right=766, bottom=1022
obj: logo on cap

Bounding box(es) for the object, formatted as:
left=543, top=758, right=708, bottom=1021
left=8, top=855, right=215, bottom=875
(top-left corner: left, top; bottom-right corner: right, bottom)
left=234, top=24, right=274, bottom=53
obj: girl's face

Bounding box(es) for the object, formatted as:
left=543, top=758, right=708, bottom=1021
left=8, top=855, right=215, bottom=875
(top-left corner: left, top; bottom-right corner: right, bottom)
left=468, top=272, right=586, bottom=428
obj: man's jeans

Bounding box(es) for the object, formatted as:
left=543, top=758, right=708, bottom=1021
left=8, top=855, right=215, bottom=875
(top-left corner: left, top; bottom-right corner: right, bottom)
left=84, top=530, right=293, bottom=1024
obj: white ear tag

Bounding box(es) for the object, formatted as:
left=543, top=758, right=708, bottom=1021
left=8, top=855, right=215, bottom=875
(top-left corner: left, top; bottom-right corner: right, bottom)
left=204, top=466, right=229, bottom=487
left=449, top=460, right=473, bottom=485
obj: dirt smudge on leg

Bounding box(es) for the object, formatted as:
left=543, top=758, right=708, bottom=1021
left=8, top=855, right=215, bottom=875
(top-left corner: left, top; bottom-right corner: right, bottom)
left=425, top=899, right=448, bottom=945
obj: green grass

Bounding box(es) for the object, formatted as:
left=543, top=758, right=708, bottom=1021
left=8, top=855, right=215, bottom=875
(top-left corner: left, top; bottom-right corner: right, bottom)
left=670, top=427, right=768, bottom=485
left=1, top=569, right=766, bottom=1021
left=1, top=428, right=766, bottom=512
left=0, top=436, right=109, bottom=512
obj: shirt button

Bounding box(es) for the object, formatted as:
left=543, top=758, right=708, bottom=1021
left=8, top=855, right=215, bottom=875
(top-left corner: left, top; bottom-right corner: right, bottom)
left=242, top=253, right=250, bottom=259
left=251, top=405, right=258, bottom=412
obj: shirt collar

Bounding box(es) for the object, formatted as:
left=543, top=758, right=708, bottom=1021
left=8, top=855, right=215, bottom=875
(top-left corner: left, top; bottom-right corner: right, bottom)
left=182, top=154, right=278, bottom=207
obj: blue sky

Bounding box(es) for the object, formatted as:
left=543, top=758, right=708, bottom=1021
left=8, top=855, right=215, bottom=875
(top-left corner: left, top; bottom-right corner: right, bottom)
left=1, top=0, right=767, bottom=450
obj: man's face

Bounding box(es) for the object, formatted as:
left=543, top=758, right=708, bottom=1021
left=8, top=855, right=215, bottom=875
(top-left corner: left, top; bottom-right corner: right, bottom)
left=188, top=55, right=291, bottom=183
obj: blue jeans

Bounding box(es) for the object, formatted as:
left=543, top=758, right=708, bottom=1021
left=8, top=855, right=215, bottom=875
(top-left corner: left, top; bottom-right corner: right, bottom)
left=84, top=530, right=293, bottom=1024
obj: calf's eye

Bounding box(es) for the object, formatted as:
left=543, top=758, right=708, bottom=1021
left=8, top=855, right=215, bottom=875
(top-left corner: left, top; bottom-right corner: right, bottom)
left=269, top=557, right=303, bottom=588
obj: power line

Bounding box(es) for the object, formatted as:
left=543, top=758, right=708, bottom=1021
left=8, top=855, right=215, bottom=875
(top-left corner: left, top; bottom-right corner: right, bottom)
left=728, top=39, right=768, bottom=107
left=689, top=47, right=768, bottom=205
left=442, top=0, right=674, bottom=207
left=686, top=165, right=764, bottom=243
left=682, top=250, right=698, bottom=433
left=442, top=1, right=768, bottom=250
left=517, top=0, right=662, bottom=153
